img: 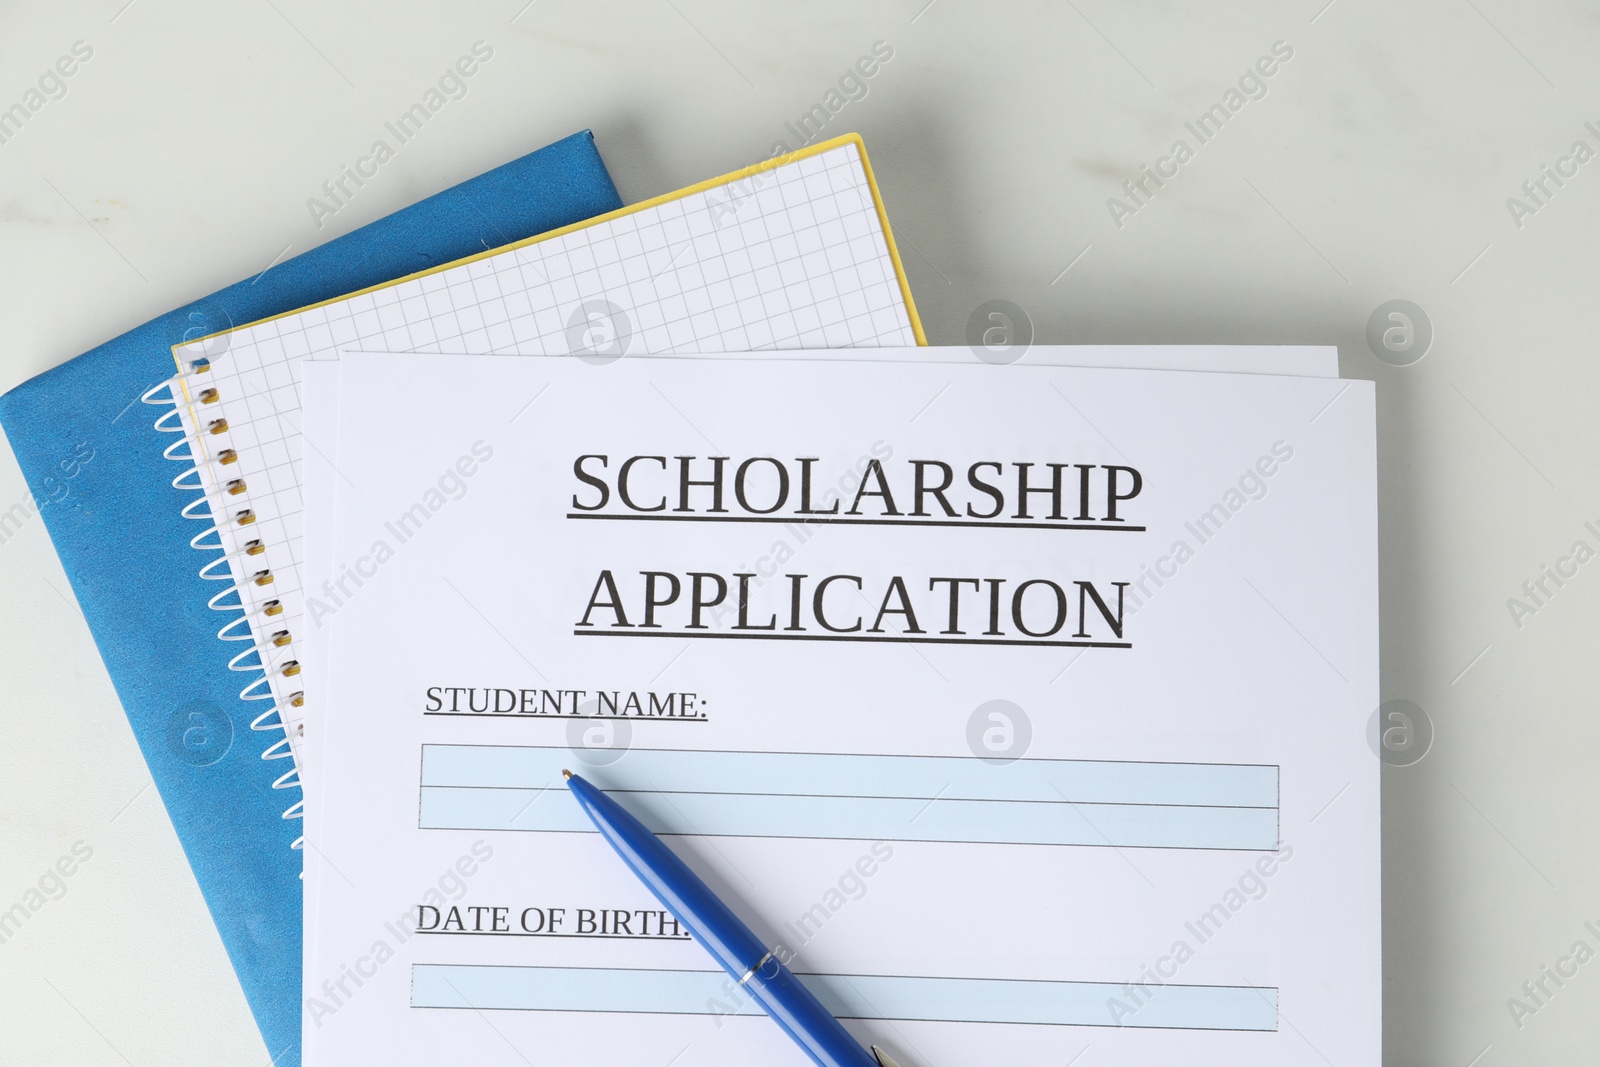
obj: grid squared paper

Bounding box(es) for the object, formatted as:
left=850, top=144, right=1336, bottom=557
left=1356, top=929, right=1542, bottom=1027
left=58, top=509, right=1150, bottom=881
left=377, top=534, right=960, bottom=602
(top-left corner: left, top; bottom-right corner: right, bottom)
left=170, top=141, right=918, bottom=761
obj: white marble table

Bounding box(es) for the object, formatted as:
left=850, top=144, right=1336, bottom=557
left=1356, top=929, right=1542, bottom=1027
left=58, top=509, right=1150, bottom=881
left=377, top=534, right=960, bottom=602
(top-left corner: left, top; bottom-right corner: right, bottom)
left=1, top=1, right=1594, bottom=1062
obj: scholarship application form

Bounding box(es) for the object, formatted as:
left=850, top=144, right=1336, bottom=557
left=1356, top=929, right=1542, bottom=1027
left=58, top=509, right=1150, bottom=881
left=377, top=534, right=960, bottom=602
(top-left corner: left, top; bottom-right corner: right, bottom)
left=295, top=345, right=1341, bottom=1066
left=306, top=354, right=1378, bottom=1066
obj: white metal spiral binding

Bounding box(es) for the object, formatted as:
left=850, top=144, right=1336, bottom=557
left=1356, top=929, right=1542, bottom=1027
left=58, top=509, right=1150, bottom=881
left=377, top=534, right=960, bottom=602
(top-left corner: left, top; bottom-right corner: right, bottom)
left=143, top=375, right=303, bottom=857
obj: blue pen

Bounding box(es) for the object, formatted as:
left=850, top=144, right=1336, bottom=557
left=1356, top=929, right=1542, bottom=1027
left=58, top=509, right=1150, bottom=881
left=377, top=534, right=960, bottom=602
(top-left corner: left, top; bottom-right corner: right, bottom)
left=563, top=770, right=901, bottom=1067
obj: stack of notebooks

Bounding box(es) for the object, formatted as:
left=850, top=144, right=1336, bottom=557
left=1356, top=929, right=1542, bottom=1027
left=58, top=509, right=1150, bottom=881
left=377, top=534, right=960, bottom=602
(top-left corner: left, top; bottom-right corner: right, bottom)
left=2, top=131, right=1379, bottom=1067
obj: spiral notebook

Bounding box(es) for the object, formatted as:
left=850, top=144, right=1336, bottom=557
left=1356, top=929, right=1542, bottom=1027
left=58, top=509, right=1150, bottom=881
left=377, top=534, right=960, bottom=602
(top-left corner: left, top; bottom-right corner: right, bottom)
left=162, top=134, right=925, bottom=772
left=0, top=131, right=623, bottom=1067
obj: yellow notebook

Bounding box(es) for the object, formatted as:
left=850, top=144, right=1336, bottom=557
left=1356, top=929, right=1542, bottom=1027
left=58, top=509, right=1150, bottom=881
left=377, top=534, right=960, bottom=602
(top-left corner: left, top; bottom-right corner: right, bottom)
left=162, top=133, right=926, bottom=758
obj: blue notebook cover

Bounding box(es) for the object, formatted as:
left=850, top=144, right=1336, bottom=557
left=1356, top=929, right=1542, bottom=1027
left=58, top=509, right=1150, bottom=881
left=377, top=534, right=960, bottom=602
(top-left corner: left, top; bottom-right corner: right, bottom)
left=0, top=130, right=621, bottom=1066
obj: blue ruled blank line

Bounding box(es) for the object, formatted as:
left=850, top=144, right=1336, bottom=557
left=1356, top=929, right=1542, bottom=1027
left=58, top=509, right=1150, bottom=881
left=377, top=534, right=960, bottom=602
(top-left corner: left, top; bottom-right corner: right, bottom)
left=411, top=964, right=1279, bottom=1032
left=418, top=746, right=1279, bottom=851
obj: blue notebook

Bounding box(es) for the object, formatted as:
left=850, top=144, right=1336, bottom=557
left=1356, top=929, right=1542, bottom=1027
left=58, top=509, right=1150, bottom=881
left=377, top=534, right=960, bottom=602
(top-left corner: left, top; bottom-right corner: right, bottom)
left=0, top=131, right=621, bottom=1067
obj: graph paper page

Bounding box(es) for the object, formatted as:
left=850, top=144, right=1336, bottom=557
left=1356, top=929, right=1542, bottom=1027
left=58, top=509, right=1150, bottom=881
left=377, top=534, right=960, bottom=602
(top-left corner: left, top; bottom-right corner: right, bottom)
left=169, top=137, right=919, bottom=756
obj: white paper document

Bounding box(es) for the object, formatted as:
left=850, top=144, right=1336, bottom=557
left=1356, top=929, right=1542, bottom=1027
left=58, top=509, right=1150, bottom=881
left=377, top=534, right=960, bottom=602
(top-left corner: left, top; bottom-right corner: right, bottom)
left=297, top=344, right=1342, bottom=1066
left=307, top=354, right=1378, bottom=1065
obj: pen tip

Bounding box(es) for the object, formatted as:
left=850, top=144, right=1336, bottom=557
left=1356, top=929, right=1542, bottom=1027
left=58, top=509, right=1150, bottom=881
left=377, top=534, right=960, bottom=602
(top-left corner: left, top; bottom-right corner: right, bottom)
left=562, top=769, right=573, bottom=780
left=871, top=1046, right=901, bottom=1067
